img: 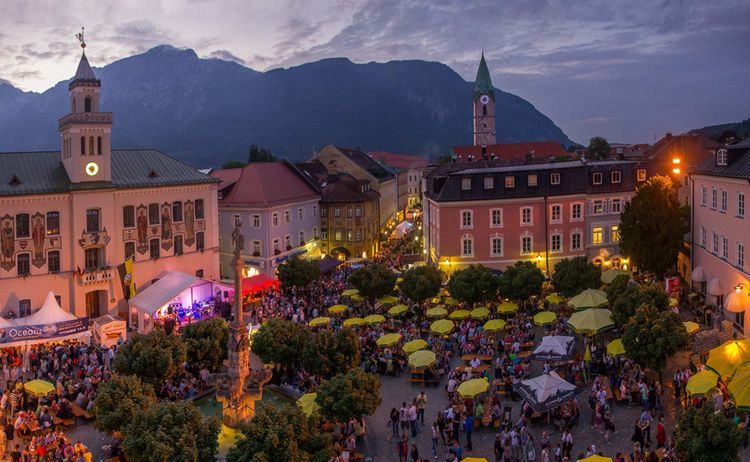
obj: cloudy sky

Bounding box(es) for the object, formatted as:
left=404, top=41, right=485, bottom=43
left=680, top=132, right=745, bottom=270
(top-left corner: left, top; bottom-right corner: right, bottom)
left=1, top=0, right=748, bottom=143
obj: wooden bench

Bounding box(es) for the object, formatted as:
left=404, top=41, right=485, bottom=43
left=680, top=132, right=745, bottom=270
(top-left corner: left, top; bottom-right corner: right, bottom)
left=408, top=378, right=424, bottom=387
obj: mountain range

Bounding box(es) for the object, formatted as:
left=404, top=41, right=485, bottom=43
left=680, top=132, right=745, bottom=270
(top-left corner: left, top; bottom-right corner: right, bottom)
left=0, top=45, right=574, bottom=167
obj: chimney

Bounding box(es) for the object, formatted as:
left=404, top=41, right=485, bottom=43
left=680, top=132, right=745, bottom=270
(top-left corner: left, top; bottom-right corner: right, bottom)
left=525, top=151, right=534, bottom=164
left=481, top=145, right=487, bottom=159
left=665, top=133, right=672, bottom=139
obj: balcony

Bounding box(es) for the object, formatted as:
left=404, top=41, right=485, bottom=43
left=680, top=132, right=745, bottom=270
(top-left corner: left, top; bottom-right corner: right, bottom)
left=77, top=266, right=115, bottom=286
left=58, top=112, right=113, bottom=129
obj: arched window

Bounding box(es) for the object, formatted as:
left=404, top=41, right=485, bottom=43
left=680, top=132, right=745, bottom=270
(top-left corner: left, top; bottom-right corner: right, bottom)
left=89, top=137, right=94, bottom=156
left=84, top=97, right=91, bottom=113
left=482, top=105, right=487, bottom=116
left=97, top=137, right=102, bottom=155
left=80, top=136, right=86, bottom=155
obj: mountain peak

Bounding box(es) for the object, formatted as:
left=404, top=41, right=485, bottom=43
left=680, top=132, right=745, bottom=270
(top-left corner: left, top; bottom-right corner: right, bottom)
left=143, top=45, right=198, bottom=60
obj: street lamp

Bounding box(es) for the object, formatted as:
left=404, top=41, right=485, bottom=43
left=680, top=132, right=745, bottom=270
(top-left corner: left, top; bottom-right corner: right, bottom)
left=672, top=157, right=681, bottom=175
left=736, top=283, right=743, bottom=294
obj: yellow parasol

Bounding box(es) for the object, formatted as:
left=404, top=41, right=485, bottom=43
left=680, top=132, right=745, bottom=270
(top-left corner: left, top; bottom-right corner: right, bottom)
left=23, top=379, right=54, bottom=397
left=568, top=289, right=608, bottom=310
left=402, top=339, right=428, bottom=353
left=483, top=319, right=507, bottom=332
left=497, top=301, right=519, bottom=314
left=685, top=370, right=719, bottom=396
left=706, top=339, right=750, bottom=378
left=377, top=295, right=399, bottom=305
left=341, top=289, right=359, bottom=297
left=456, top=378, right=489, bottom=398
left=408, top=350, right=437, bottom=369
left=387, top=304, right=409, bottom=316
left=430, top=319, right=454, bottom=335
left=448, top=309, right=471, bottom=320
left=683, top=321, right=699, bottom=334
left=327, top=304, right=348, bottom=315
left=462, top=459, right=489, bottom=462
left=470, top=307, right=490, bottom=319
left=364, top=314, right=386, bottom=325
left=579, top=456, right=613, bottom=462
left=545, top=293, right=565, bottom=304
left=606, top=338, right=626, bottom=356
left=533, top=311, right=557, bottom=326
left=601, top=269, right=631, bottom=284
left=309, top=317, right=331, bottom=327
left=566, top=308, right=614, bottom=334
left=343, top=317, right=365, bottom=327
left=297, top=392, right=319, bottom=416
left=445, top=297, right=459, bottom=306
left=376, top=333, right=402, bottom=347
left=728, top=364, right=750, bottom=410
left=426, top=307, right=448, bottom=318
left=351, top=293, right=364, bottom=302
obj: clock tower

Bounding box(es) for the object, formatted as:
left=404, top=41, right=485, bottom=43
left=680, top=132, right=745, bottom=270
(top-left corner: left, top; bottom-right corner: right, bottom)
left=59, top=30, right=113, bottom=184
left=472, top=52, right=496, bottom=146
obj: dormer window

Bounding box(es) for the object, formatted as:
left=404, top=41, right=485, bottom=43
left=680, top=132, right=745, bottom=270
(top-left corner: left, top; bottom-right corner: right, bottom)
left=717, top=149, right=728, bottom=166
left=84, top=97, right=91, bottom=113
left=8, top=175, right=21, bottom=186
left=592, top=172, right=603, bottom=185
left=483, top=176, right=494, bottom=189
left=461, top=178, right=471, bottom=190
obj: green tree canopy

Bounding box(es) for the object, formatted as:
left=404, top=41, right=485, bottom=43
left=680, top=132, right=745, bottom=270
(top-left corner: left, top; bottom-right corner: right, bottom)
left=552, top=257, right=602, bottom=297
left=227, top=404, right=333, bottom=462
left=316, top=368, right=381, bottom=423
left=399, top=265, right=443, bottom=303
left=585, top=136, right=610, bottom=160
left=675, top=404, right=742, bottom=462
left=113, top=331, right=187, bottom=387
left=497, top=261, right=545, bottom=302
left=639, top=282, right=670, bottom=311
left=93, top=374, right=156, bottom=435
left=605, top=274, right=631, bottom=304
left=277, top=257, right=320, bottom=290
left=621, top=305, right=689, bottom=378
left=122, top=401, right=219, bottom=462
left=447, top=264, right=498, bottom=305
left=610, top=284, right=644, bottom=327
left=349, top=263, right=397, bottom=300
left=302, top=328, right=360, bottom=379
left=436, top=154, right=453, bottom=164
left=221, top=160, right=248, bottom=169
left=619, top=175, right=685, bottom=277
left=248, top=144, right=277, bottom=163
left=251, top=318, right=309, bottom=367
left=181, top=317, right=228, bottom=372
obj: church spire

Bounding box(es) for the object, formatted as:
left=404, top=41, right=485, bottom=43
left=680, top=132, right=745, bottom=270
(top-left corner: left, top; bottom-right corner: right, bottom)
left=473, top=52, right=494, bottom=101
left=70, top=27, right=99, bottom=90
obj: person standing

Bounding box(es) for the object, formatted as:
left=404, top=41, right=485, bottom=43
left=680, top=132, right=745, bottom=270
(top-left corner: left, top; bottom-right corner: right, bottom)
left=400, top=403, right=410, bottom=437
left=640, top=408, right=653, bottom=443
left=656, top=416, right=666, bottom=449
left=464, top=414, right=474, bottom=451
left=431, top=421, right=439, bottom=459
left=410, top=442, right=419, bottom=462
left=409, top=401, right=419, bottom=437
left=416, top=391, right=427, bottom=425
left=631, top=419, right=645, bottom=449
left=396, top=435, right=408, bottom=462
left=3, top=416, right=13, bottom=456
left=390, top=408, right=400, bottom=439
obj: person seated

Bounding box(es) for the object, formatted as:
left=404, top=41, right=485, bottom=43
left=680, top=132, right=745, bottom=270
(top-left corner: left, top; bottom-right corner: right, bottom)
left=38, top=407, right=53, bottom=428
left=57, top=399, right=73, bottom=419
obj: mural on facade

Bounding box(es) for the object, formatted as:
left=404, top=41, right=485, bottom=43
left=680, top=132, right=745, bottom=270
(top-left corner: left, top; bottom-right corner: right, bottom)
left=160, top=202, right=173, bottom=251
left=136, top=204, right=148, bottom=254
left=0, top=215, right=14, bottom=271
left=184, top=200, right=195, bottom=246
left=78, top=228, right=110, bottom=248
left=31, top=212, right=46, bottom=268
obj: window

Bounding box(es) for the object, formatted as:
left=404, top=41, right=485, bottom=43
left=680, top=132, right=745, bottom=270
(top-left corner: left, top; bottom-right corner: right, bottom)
left=637, top=169, right=647, bottom=181
left=149, top=238, right=160, bottom=259
left=347, top=208, right=353, bottom=218
left=46, top=212, right=60, bottom=235
left=592, top=226, right=603, bottom=245
left=461, top=178, right=472, bottom=190
left=172, top=202, right=183, bottom=222
left=738, top=243, right=745, bottom=268
left=89, top=137, right=94, bottom=157
left=123, top=206, right=135, bottom=228
left=700, top=226, right=706, bottom=247
left=194, top=199, right=204, bottom=219
left=124, top=242, right=135, bottom=260
left=312, top=205, right=317, bottom=217
left=299, top=231, right=305, bottom=245
left=461, top=236, right=473, bottom=256
left=321, top=208, right=327, bottom=218
left=334, top=208, right=341, bottom=218
left=86, top=209, right=100, bottom=233
left=84, top=97, right=91, bottom=112
left=174, top=235, right=183, bottom=256
left=711, top=188, right=717, bottom=209
left=700, top=186, right=707, bottom=206
left=551, top=234, right=562, bottom=252
left=521, top=235, right=533, bottom=254
left=18, top=299, right=31, bottom=317
left=610, top=199, right=622, bottom=214
left=47, top=250, right=60, bottom=273
left=550, top=173, right=560, bottom=185
left=591, top=200, right=605, bottom=215
left=571, top=203, right=582, bottom=221
left=252, top=241, right=261, bottom=256
left=346, top=230, right=352, bottom=242
left=611, top=225, right=620, bottom=242
left=85, top=247, right=100, bottom=270
left=285, top=235, right=291, bottom=249
left=484, top=176, right=494, bottom=189
left=334, top=231, right=342, bottom=241
left=284, top=210, right=290, bottom=224
left=252, top=215, right=261, bottom=228
left=233, top=214, right=241, bottom=228
left=97, top=137, right=102, bottom=155
left=521, top=207, right=532, bottom=225
left=148, top=203, right=160, bottom=225
left=722, top=236, right=729, bottom=259
left=721, top=190, right=728, bottom=212
left=717, top=149, right=728, bottom=166
left=15, top=214, right=29, bottom=238
left=571, top=232, right=582, bottom=250
left=460, top=210, right=473, bottom=229
left=527, top=174, right=537, bottom=187
left=712, top=232, right=719, bottom=254
left=738, top=193, right=745, bottom=218
left=313, top=227, right=319, bottom=239
left=321, top=230, right=328, bottom=240
left=272, top=213, right=279, bottom=226
left=490, top=209, right=503, bottom=227
left=491, top=237, right=503, bottom=256
left=80, top=136, right=85, bottom=155
left=592, top=172, right=603, bottom=185
left=355, top=230, right=362, bottom=242
left=550, top=204, right=561, bottom=223
left=273, top=238, right=280, bottom=252
left=611, top=171, right=621, bottom=183
left=355, top=207, right=362, bottom=217
left=505, top=176, right=515, bottom=188
left=196, top=232, right=205, bottom=251
left=297, top=208, right=304, bottom=221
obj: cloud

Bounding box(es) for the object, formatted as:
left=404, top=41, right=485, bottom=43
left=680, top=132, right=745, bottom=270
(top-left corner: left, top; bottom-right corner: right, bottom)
left=208, top=49, right=245, bottom=64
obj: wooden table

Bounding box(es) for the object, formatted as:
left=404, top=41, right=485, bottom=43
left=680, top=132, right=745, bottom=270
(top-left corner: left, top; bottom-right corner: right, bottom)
left=477, top=355, right=494, bottom=362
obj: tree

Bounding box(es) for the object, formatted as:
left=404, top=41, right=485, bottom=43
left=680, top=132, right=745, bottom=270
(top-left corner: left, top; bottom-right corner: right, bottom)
left=399, top=265, right=442, bottom=303
left=447, top=264, right=498, bottom=305
left=113, top=331, right=187, bottom=387
left=277, top=257, right=320, bottom=290
left=181, top=317, right=228, bottom=372
left=436, top=154, right=453, bottom=164
left=610, top=285, right=643, bottom=327
left=248, top=144, right=277, bottom=163
left=585, top=136, right=610, bottom=160
left=605, top=274, right=631, bottom=304
left=639, top=282, right=670, bottom=311
left=349, top=263, right=397, bottom=300
left=221, top=160, right=248, bottom=169
left=675, top=404, right=742, bottom=462
left=122, top=401, right=219, bottom=462
left=619, top=175, right=685, bottom=277
left=316, top=368, right=381, bottom=423
left=302, top=328, right=360, bottom=379
left=227, top=404, right=333, bottom=462
left=621, top=305, right=689, bottom=380
left=552, top=257, right=602, bottom=297
left=93, top=375, right=155, bottom=435
left=497, top=261, right=545, bottom=302
left=251, top=318, right=309, bottom=367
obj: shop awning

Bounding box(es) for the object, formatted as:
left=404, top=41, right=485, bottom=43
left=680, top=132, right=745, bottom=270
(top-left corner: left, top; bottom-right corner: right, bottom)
left=129, top=271, right=199, bottom=314
left=707, top=278, right=723, bottom=296
left=242, top=274, right=279, bottom=295
left=691, top=266, right=706, bottom=282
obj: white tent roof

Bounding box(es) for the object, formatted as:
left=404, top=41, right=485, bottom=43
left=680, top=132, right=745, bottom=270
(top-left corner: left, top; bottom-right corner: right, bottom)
left=533, top=336, right=575, bottom=356
left=520, top=371, right=577, bottom=403
left=129, top=271, right=199, bottom=314
left=14, top=292, right=76, bottom=327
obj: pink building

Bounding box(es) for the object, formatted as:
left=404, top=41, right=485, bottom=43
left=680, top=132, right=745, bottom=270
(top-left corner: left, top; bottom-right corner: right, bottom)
left=691, top=139, right=750, bottom=337
left=0, top=44, right=219, bottom=320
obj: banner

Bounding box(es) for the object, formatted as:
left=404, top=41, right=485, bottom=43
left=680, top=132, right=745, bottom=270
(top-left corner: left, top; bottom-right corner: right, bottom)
left=118, top=257, right=136, bottom=300
left=0, top=318, right=89, bottom=344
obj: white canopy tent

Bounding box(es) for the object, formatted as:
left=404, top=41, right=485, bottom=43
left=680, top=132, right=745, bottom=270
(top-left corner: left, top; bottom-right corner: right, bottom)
left=1, top=292, right=90, bottom=348
left=392, top=221, right=414, bottom=238
left=530, top=335, right=576, bottom=362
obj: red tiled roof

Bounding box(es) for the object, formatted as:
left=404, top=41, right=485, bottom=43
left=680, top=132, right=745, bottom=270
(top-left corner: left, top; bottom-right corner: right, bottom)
left=211, top=162, right=319, bottom=207
left=368, top=151, right=429, bottom=170
left=452, top=141, right=568, bottom=161
left=321, top=174, right=380, bottom=203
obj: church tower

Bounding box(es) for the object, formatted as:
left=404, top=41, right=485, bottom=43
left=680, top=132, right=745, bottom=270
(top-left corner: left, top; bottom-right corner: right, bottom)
left=59, top=30, right=113, bottom=184
left=472, top=52, right=496, bottom=146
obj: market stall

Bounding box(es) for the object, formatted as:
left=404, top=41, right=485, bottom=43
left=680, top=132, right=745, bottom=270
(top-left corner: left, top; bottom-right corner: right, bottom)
left=1, top=292, right=91, bottom=347
left=92, top=314, right=127, bottom=348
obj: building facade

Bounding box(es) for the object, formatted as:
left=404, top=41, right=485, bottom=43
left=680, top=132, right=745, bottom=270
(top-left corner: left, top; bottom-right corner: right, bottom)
left=0, top=46, right=219, bottom=319
left=212, top=162, right=321, bottom=279
left=368, top=151, right=429, bottom=210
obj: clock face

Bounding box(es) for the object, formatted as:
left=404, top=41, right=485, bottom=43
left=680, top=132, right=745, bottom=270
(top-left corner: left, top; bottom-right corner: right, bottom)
left=480, top=95, right=490, bottom=105
left=85, top=162, right=99, bottom=176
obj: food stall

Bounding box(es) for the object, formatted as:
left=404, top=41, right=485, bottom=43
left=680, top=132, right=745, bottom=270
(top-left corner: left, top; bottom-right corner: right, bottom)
left=92, top=315, right=126, bottom=348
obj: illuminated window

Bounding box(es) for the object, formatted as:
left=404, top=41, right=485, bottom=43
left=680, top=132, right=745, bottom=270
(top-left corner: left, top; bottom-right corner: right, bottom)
left=46, top=212, right=60, bottom=235
left=592, top=226, right=603, bottom=245
left=611, top=225, right=620, bottom=242
left=505, top=176, right=515, bottom=188
left=527, top=174, right=537, bottom=186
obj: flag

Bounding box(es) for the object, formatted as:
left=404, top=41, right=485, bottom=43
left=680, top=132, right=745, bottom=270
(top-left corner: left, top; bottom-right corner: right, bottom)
left=117, top=257, right=136, bottom=300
